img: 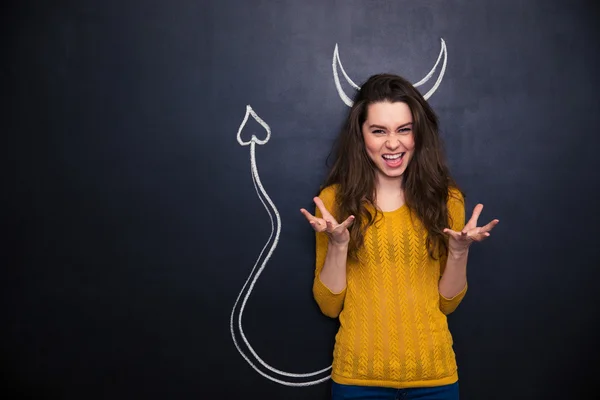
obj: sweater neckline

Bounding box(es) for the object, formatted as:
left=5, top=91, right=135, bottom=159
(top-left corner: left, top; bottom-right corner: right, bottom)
left=379, top=203, right=407, bottom=214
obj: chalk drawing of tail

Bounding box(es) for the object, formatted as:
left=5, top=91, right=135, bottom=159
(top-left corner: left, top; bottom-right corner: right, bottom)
left=229, top=105, right=332, bottom=386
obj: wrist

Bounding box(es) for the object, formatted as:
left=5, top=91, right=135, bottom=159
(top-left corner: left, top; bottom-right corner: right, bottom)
left=329, top=240, right=349, bottom=250
left=447, top=247, right=469, bottom=260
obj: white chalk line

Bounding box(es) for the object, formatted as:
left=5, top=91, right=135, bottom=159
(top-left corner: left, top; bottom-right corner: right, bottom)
left=333, top=38, right=448, bottom=106
left=230, top=105, right=332, bottom=386
left=237, top=105, right=271, bottom=146
left=413, top=38, right=446, bottom=88
left=332, top=44, right=356, bottom=107
left=421, top=38, right=447, bottom=100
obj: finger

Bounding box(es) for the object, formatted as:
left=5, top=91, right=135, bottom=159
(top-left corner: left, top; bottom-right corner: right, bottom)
left=473, top=232, right=491, bottom=242
left=465, top=204, right=484, bottom=230
left=443, top=228, right=459, bottom=236
left=325, top=219, right=336, bottom=232
left=445, top=227, right=468, bottom=237
left=301, top=208, right=328, bottom=231
left=300, top=208, right=322, bottom=227
left=300, top=208, right=315, bottom=220
left=313, top=197, right=338, bottom=224
left=479, top=219, right=500, bottom=233
left=338, top=215, right=355, bottom=230
left=309, top=220, right=326, bottom=232
left=443, top=228, right=465, bottom=241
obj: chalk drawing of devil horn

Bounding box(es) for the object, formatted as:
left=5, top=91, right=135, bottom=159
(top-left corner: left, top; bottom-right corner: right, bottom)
left=332, top=38, right=448, bottom=106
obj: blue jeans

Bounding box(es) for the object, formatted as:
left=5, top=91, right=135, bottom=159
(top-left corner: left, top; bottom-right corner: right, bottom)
left=331, top=381, right=459, bottom=400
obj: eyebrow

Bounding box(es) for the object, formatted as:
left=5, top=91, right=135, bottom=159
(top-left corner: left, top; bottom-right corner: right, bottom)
left=368, top=122, right=413, bottom=130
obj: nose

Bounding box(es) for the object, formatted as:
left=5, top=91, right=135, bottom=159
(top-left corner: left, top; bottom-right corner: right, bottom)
left=386, top=139, right=400, bottom=150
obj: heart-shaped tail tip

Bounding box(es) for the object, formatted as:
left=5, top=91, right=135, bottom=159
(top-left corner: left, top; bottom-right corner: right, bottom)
left=236, top=105, right=271, bottom=146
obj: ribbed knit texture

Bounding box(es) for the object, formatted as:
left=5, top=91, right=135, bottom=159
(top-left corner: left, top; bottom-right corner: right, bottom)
left=312, top=185, right=467, bottom=389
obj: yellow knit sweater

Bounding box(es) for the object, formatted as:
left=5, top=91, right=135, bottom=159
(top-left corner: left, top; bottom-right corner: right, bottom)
left=312, top=185, right=467, bottom=389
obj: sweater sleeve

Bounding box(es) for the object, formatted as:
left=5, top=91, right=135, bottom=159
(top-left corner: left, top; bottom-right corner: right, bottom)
left=439, top=187, right=468, bottom=315
left=312, top=186, right=347, bottom=318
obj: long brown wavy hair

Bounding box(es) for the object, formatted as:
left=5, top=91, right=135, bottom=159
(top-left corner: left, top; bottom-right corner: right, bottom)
left=322, top=73, right=462, bottom=260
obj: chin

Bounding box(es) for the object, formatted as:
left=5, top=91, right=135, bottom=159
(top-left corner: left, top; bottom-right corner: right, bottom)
left=378, top=166, right=407, bottom=180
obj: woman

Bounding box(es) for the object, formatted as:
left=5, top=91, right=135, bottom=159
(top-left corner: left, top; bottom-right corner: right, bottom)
left=300, top=74, right=498, bottom=399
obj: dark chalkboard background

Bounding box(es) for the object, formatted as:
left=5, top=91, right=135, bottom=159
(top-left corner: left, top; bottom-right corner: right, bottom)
left=4, top=0, right=600, bottom=399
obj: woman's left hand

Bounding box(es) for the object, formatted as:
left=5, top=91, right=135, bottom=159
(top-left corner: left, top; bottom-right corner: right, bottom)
left=443, top=204, right=499, bottom=254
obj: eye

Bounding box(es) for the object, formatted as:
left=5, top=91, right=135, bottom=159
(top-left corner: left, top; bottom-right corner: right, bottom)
left=398, top=127, right=412, bottom=134
left=372, top=129, right=386, bottom=135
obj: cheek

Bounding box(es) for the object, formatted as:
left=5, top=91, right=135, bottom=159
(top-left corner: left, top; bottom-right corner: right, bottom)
left=404, top=135, right=416, bottom=151
left=363, top=137, right=380, bottom=154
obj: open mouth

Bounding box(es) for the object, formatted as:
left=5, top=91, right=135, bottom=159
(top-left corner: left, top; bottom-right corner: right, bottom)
left=382, top=153, right=405, bottom=168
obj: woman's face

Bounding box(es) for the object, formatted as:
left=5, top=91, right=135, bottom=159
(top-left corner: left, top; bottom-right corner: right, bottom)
left=361, top=101, right=415, bottom=182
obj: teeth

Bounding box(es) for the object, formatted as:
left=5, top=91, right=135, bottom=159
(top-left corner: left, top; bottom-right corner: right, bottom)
left=383, top=153, right=403, bottom=160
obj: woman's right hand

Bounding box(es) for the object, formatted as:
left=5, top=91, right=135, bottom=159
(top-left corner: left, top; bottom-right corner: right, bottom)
left=300, top=197, right=355, bottom=245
